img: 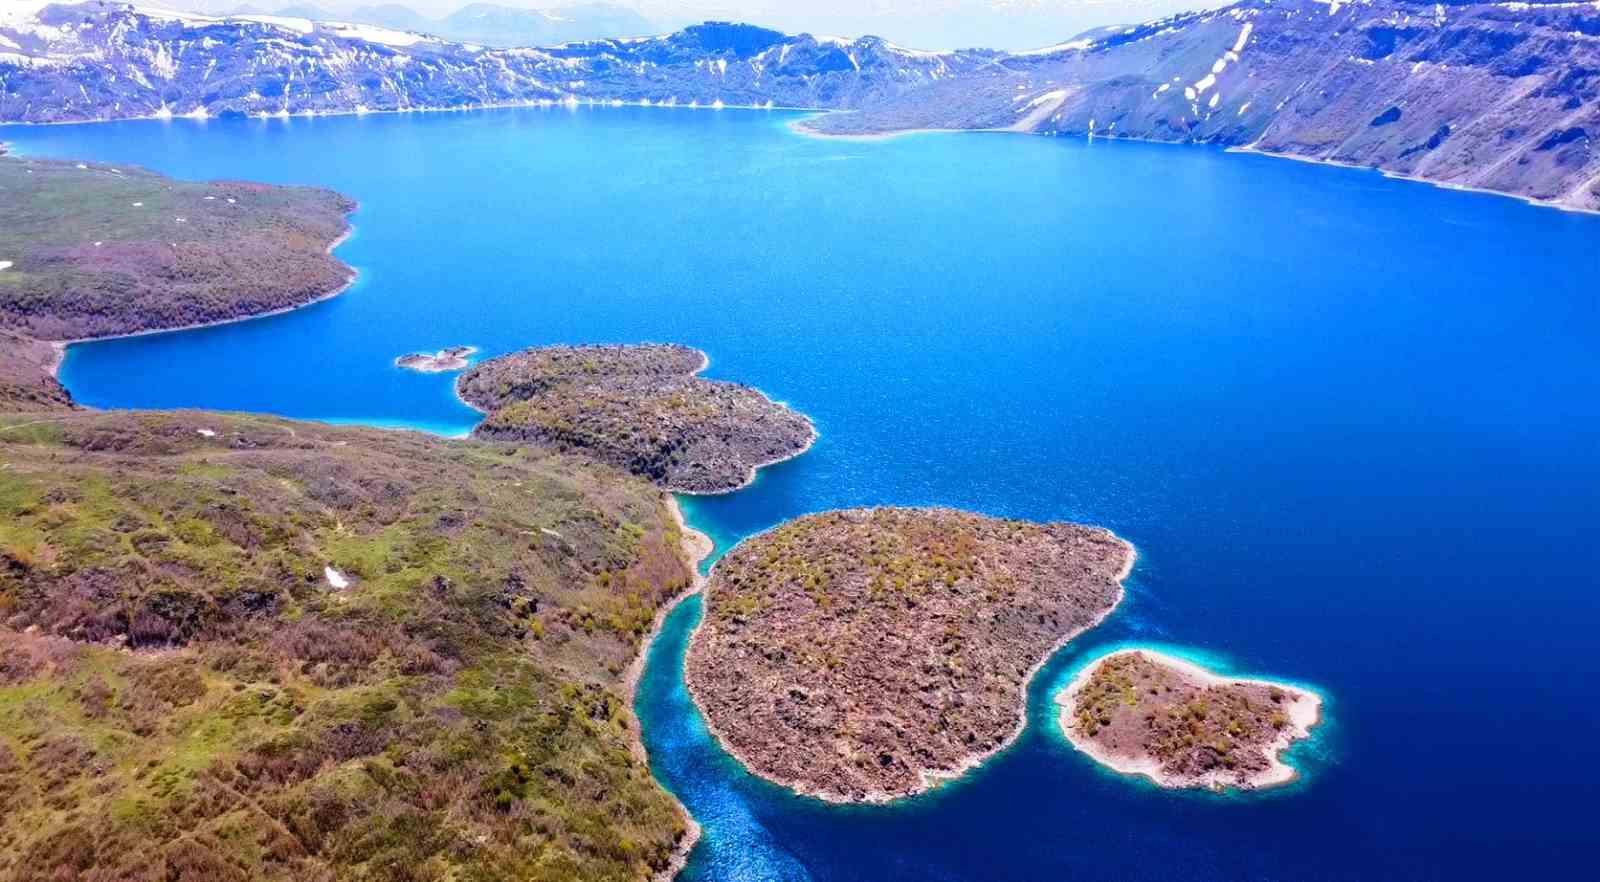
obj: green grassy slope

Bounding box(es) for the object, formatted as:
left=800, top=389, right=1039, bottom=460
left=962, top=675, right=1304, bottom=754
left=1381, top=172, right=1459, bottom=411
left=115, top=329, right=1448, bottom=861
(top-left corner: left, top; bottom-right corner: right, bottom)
left=0, top=410, right=694, bottom=882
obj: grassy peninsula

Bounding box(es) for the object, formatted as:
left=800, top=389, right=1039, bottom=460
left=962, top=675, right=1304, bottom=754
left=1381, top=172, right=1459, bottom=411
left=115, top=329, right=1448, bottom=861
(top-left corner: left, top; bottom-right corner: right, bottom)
left=685, top=508, right=1133, bottom=802
left=0, top=155, right=354, bottom=342
left=458, top=344, right=816, bottom=494
left=0, top=409, right=698, bottom=881
left=1060, top=649, right=1323, bottom=791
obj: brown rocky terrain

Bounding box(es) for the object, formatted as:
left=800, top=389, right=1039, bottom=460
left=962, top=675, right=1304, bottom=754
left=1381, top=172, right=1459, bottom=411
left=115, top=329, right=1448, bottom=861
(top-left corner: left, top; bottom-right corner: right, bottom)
left=0, top=330, right=74, bottom=413
left=685, top=507, right=1134, bottom=802
left=1059, top=649, right=1322, bottom=790
left=458, top=344, right=816, bottom=494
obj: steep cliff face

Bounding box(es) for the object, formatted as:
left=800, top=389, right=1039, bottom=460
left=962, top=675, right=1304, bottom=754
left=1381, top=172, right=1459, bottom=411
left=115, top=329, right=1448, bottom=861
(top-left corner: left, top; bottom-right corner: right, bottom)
left=805, top=0, right=1600, bottom=210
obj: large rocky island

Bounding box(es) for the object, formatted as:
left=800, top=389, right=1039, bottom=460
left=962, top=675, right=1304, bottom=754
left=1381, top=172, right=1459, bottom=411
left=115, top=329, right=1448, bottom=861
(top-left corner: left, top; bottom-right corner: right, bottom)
left=685, top=507, right=1134, bottom=802
left=458, top=344, right=816, bottom=494
left=1059, top=649, right=1323, bottom=790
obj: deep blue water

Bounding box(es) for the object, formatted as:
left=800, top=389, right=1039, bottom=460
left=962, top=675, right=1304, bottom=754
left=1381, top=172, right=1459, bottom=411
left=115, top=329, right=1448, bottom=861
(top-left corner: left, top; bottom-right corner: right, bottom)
left=9, top=107, right=1599, bottom=880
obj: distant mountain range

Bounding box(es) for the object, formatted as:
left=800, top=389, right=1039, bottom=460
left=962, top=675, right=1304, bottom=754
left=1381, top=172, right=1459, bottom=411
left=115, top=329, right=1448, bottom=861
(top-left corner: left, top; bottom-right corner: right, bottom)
left=146, top=2, right=659, bottom=47
left=2, top=0, right=1596, bottom=210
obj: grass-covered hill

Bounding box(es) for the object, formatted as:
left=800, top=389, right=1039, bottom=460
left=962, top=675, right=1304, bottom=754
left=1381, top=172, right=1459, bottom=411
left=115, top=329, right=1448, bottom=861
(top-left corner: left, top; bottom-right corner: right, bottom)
left=459, top=344, right=816, bottom=494
left=0, top=156, right=354, bottom=341
left=0, top=409, right=695, bottom=882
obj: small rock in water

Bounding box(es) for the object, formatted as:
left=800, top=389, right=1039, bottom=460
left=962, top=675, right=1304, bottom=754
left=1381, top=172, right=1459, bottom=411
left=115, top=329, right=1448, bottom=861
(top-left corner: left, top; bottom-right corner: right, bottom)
left=396, top=345, right=478, bottom=373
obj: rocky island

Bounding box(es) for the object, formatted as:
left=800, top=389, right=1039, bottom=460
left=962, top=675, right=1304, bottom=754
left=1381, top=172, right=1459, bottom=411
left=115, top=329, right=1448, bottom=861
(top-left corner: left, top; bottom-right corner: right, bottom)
left=458, top=344, right=816, bottom=494
left=684, top=507, right=1134, bottom=802
left=396, top=345, right=478, bottom=373
left=1059, top=649, right=1323, bottom=791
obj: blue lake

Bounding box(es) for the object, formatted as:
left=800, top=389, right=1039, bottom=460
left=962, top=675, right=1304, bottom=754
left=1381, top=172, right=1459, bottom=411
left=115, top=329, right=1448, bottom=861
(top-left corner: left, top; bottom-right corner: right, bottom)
left=9, top=107, right=1599, bottom=880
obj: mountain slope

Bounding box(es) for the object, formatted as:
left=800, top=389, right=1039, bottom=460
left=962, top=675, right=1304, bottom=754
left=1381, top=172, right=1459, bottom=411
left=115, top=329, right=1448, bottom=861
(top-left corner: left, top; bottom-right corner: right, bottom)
left=803, top=0, right=1600, bottom=210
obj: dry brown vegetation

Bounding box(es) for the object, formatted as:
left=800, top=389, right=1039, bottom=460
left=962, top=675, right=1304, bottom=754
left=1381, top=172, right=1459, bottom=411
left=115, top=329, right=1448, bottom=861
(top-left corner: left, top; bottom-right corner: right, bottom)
left=686, top=507, right=1132, bottom=802
left=0, top=330, right=74, bottom=413
left=458, top=344, right=815, bottom=494
left=0, top=409, right=696, bottom=882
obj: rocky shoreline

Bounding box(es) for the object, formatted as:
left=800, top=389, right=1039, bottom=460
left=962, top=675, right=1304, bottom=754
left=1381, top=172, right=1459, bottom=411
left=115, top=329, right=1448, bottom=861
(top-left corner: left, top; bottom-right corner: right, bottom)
left=684, top=507, right=1135, bottom=803
left=1058, top=648, right=1323, bottom=791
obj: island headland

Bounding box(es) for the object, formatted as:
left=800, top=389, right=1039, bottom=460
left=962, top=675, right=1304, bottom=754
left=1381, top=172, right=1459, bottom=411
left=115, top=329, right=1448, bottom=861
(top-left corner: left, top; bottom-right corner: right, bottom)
left=684, top=507, right=1134, bottom=803
left=457, top=343, right=817, bottom=494
left=396, top=345, right=478, bottom=373
left=1059, top=649, right=1323, bottom=791
left=0, top=155, right=355, bottom=343
left=0, top=154, right=357, bottom=417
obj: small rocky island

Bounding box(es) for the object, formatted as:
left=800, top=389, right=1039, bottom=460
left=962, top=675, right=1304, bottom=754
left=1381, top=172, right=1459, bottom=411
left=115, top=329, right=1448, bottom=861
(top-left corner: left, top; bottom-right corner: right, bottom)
left=396, top=345, right=477, bottom=373
left=685, top=507, right=1134, bottom=802
left=1060, top=649, right=1323, bottom=791
left=457, top=343, right=816, bottom=494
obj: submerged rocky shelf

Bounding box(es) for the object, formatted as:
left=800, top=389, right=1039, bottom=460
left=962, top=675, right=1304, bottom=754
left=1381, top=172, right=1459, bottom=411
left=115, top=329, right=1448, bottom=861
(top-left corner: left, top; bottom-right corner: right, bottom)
left=1059, top=649, right=1323, bottom=790
left=685, top=507, right=1134, bottom=802
left=458, top=344, right=816, bottom=494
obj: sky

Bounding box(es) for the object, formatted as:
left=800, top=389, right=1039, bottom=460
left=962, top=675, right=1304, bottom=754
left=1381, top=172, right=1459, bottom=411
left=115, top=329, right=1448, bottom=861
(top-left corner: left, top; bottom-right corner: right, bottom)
left=162, top=0, right=1223, bottom=50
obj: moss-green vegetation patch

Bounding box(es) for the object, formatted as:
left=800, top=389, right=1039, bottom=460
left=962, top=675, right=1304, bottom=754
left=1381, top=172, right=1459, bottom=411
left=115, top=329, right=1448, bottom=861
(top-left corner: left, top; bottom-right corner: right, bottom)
left=0, top=410, right=695, bottom=881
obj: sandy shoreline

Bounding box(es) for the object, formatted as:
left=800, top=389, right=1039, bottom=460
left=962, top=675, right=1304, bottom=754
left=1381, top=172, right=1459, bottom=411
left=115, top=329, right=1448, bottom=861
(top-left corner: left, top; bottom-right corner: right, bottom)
left=680, top=527, right=1137, bottom=805
left=48, top=222, right=358, bottom=379
left=1056, top=647, right=1324, bottom=791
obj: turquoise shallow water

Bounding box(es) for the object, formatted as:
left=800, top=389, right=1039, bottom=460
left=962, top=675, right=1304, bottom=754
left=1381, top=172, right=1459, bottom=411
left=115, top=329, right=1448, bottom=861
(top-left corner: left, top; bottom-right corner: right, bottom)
left=9, top=106, right=1600, bottom=879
